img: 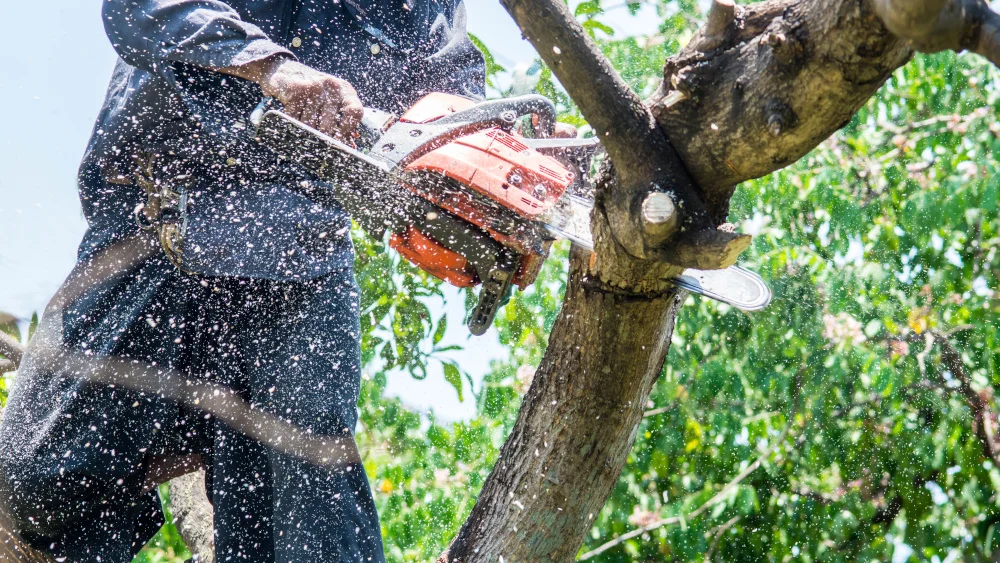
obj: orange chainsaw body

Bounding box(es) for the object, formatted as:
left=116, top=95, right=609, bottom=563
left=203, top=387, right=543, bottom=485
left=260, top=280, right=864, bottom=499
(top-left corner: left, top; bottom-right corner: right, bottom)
left=387, top=93, right=575, bottom=289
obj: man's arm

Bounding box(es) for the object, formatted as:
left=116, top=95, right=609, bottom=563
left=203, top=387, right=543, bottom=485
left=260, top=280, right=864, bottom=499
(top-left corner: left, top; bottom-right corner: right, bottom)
left=102, top=0, right=361, bottom=139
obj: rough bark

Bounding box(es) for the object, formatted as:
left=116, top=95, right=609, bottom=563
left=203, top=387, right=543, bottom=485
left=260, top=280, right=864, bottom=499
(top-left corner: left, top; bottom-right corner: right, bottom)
left=872, top=0, right=1000, bottom=66
left=652, top=0, right=912, bottom=215
left=441, top=250, right=684, bottom=561
left=168, top=470, right=216, bottom=563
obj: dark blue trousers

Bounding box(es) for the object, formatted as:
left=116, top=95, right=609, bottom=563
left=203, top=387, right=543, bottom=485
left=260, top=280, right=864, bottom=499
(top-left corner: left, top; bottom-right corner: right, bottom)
left=0, top=234, right=384, bottom=562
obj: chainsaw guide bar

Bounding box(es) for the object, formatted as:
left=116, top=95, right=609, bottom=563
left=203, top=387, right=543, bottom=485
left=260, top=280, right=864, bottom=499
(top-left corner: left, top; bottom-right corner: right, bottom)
left=252, top=93, right=772, bottom=334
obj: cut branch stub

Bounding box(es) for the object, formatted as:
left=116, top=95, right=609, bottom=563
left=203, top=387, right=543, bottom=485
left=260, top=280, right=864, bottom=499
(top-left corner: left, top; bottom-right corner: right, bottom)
left=641, top=191, right=681, bottom=248
left=660, top=228, right=752, bottom=271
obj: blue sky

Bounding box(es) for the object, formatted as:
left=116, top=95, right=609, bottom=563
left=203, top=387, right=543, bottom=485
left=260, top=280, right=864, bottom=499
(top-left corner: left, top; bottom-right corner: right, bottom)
left=0, top=1, right=658, bottom=420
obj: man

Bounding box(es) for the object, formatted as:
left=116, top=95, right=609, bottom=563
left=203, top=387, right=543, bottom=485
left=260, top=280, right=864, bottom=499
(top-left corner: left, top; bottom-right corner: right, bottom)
left=0, top=1, right=484, bottom=561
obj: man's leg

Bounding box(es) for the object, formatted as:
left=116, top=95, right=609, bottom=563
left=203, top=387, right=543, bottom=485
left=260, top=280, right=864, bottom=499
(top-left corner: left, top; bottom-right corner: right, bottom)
left=238, top=269, right=384, bottom=562
left=0, top=242, right=207, bottom=562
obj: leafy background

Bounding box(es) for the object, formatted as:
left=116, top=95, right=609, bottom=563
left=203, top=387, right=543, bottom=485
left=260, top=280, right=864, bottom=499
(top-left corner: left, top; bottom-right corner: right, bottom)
left=2, top=0, right=1000, bottom=561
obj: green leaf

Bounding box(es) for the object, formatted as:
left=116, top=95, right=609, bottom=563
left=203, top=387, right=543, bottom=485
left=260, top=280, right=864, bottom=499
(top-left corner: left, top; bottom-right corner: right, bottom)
left=467, top=33, right=506, bottom=88
left=442, top=362, right=464, bottom=402
left=574, top=1, right=602, bottom=16
left=27, top=312, right=38, bottom=341
left=582, top=19, right=615, bottom=38
left=433, top=314, right=447, bottom=345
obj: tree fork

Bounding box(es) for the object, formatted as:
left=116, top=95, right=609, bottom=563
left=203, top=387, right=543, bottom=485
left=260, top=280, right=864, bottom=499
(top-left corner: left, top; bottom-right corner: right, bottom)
left=498, top=0, right=749, bottom=271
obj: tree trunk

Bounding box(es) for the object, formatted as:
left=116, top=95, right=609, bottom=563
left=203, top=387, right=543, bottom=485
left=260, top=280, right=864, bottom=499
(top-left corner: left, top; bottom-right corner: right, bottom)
left=168, top=470, right=215, bottom=563
left=442, top=250, right=684, bottom=561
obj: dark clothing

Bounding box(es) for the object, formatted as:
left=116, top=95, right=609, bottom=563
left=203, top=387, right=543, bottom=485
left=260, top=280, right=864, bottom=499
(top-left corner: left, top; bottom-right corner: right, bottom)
left=0, top=241, right=381, bottom=562
left=83, top=0, right=484, bottom=280
left=0, top=1, right=485, bottom=561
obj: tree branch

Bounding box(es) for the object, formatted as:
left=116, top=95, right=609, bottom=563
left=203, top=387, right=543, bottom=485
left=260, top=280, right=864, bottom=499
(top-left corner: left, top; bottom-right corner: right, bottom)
left=652, top=0, right=912, bottom=215
left=0, top=332, right=25, bottom=367
left=872, top=0, right=1000, bottom=67
left=703, top=515, right=741, bottom=563
left=499, top=0, right=750, bottom=272
left=930, top=330, right=1000, bottom=467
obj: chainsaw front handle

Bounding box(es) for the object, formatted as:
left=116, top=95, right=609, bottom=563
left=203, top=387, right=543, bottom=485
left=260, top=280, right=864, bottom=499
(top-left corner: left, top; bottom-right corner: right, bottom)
left=433, top=95, right=557, bottom=137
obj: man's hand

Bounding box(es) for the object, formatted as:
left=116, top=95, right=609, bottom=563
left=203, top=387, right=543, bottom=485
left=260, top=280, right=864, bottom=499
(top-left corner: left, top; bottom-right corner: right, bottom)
left=552, top=123, right=578, bottom=138
left=260, top=59, right=364, bottom=141
left=221, top=56, right=363, bottom=141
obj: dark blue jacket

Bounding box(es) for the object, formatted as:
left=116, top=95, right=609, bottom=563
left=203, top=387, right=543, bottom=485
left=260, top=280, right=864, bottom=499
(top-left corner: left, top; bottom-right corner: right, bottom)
left=80, top=0, right=485, bottom=280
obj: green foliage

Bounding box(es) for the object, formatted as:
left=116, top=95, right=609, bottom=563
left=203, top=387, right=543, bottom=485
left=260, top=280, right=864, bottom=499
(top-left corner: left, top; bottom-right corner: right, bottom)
left=583, top=49, right=1000, bottom=562
left=128, top=3, right=1000, bottom=561
left=133, top=486, right=192, bottom=562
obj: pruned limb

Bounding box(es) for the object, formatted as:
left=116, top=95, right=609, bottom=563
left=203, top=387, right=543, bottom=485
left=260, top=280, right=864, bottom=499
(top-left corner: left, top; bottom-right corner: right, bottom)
left=873, top=0, right=1000, bottom=67
left=641, top=191, right=681, bottom=247
left=696, top=0, right=740, bottom=52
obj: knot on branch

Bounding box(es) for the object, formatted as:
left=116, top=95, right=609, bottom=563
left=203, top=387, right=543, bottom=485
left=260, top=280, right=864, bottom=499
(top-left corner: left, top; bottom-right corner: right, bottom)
left=765, top=99, right=798, bottom=137
left=761, top=28, right=805, bottom=67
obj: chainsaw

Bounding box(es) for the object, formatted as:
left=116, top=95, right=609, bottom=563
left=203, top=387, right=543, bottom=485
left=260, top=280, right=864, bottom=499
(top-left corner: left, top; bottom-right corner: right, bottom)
left=250, top=93, right=770, bottom=335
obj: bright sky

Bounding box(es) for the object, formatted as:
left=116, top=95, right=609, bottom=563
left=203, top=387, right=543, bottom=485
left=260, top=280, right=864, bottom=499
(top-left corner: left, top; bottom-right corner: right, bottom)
left=0, top=1, right=659, bottom=420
